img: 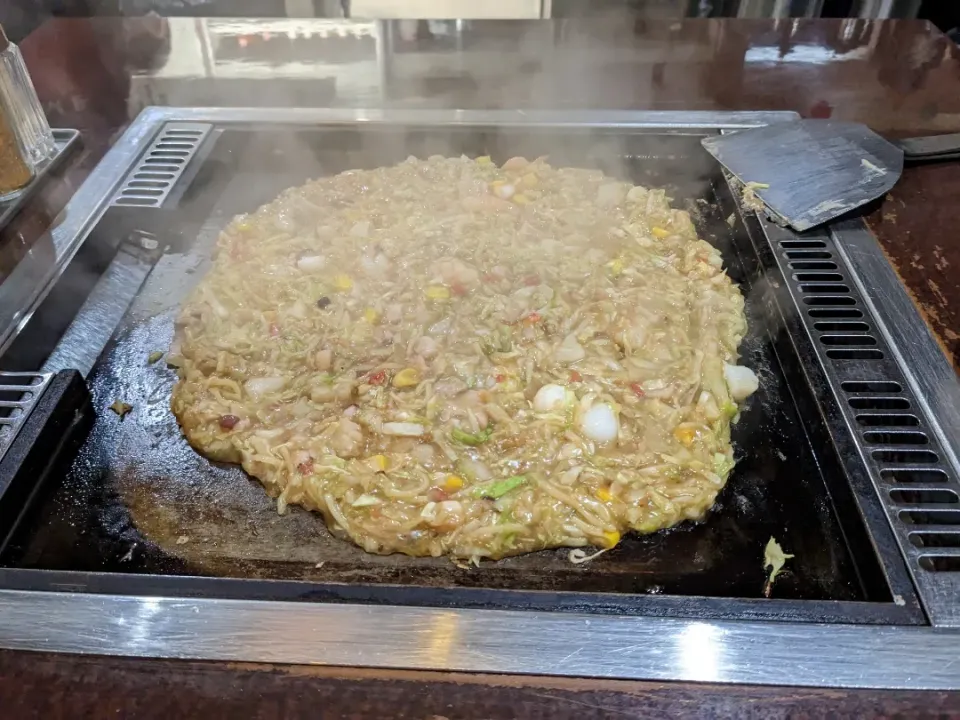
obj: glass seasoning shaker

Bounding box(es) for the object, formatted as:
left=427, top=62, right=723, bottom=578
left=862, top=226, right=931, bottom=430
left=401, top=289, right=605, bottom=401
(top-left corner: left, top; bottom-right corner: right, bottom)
left=0, top=98, right=33, bottom=202
left=0, top=23, right=56, bottom=167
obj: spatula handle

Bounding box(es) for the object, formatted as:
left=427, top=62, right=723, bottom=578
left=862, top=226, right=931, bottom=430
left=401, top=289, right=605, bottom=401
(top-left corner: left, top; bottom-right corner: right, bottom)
left=896, top=133, right=960, bottom=162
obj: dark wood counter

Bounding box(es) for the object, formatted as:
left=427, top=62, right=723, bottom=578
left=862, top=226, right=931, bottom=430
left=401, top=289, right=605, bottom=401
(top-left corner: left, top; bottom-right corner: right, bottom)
left=4, top=650, right=960, bottom=719
left=4, top=15, right=960, bottom=717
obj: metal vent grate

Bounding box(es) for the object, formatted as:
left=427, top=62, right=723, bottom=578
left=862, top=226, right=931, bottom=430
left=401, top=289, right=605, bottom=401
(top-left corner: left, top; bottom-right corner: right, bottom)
left=110, top=122, right=212, bottom=208
left=0, top=372, right=53, bottom=464
left=754, top=215, right=960, bottom=625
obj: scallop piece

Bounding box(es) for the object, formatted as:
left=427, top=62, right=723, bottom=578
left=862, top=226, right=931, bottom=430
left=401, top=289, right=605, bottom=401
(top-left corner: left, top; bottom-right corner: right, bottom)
left=579, top=402, right=619, bottom=443
left=533, top=384, right=573, bottom=414
left=244, top=376, right=286, bottom=399
left=297, top=255, right=326, bottom=272
left=723, top=363, right=759, bottom=401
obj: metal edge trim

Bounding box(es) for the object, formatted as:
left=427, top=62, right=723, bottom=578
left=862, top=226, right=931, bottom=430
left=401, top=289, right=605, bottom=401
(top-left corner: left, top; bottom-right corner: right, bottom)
left=0, top=120, right=160, bottom=356
left=755, top=216, right=960, bottom=626
left=135, top=106, right=803, bottom=128
left=0, top=372, right=53, bottom=464
left=0, top=589, right=959, bottom=689
left=110, top=122, right=212, bottom=208
left=830, top=220, right=960, bottom=478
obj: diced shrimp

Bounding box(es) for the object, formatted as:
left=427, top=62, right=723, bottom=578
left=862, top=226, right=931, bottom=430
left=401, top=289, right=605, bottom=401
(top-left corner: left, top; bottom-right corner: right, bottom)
left=501, top=156, right=529, bottom=171
left=432, top=257, right=480, bottom=288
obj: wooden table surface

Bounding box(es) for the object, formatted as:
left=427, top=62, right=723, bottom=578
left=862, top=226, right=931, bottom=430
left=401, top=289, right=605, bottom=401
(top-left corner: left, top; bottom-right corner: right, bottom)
left=4, top=15, right=960, bottom=718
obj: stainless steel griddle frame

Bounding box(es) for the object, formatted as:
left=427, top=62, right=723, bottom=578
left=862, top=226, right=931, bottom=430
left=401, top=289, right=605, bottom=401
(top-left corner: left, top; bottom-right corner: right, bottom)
left=1, top=107, right=960, bottom=690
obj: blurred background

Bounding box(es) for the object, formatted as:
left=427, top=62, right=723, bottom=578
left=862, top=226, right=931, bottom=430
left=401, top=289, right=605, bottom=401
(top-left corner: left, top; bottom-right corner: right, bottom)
left=2, top=0, right=960, bottom=44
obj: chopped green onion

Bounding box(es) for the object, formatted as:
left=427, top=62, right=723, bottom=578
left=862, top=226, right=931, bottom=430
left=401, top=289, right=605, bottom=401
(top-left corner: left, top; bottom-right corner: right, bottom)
left=147, top=351, right=164, bottom=365
left=451, top=426, right=493, bottom=446
left=713, top=453, right=736, bottom=479
left=471, top=475, right=526, bottom=499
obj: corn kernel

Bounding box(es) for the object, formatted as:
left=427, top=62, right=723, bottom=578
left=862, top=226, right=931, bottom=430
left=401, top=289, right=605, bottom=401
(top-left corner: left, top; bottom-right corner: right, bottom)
left=602, top=530, right=621, bottom=548
left=333, top=274, right=354, bottom=292
left=476, top=155, right=493, bottom=167
left=651, top=226, right=670, bottom=239
left=392, top=367, right=421, bottom=388
left=512, top=193, right=531, bottom=205
left=425, top=285, right=450, bottom=300
left=363, top=307, right=380, bottom=324
left=607, top=258, right=624, bottom=276
left=595, top=488, right=613, bottom=503
left=521, top=172, right=539, bottom=188
left=444, top=475, right=464, bottom=491
left=369, top=455, right=389, bottom=472
left=673, top=425, right=697, bottom=446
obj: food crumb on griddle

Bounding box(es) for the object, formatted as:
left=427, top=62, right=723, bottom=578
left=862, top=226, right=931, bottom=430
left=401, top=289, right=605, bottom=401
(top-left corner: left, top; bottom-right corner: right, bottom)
left=176, top=535, right=190, bottom=545
left=119, top=544, right=136, bottom=562
left=740, top=181, right=769, bottom=213
left=108, top=400, right=133, bottom=419
left=147, top=350, right=164, bottom=364
left=763, top=536, right=794, bottom=597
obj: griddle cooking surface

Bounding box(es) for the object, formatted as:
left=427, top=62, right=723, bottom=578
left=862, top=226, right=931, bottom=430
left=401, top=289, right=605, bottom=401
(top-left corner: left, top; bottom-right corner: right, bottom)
left=0, top=128, right=898, bottom=612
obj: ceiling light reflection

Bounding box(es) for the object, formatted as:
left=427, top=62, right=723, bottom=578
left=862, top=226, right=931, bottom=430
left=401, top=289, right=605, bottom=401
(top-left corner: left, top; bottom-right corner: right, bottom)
left=677, top=622, right=725, bottom=682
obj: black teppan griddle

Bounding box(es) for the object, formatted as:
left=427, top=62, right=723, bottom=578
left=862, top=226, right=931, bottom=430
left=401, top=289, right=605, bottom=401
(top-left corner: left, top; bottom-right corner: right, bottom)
left=0, top=124, right=922, bottom=625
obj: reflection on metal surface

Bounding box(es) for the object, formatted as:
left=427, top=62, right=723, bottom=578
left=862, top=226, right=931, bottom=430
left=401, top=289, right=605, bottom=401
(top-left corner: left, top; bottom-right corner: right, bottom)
left=677, top=622, right=725, bottom=683
left=0, top=117, right=156, bottom=356
left=1, top=590, right=960, bottom=689
left=422, top=611, right=460, bottom=666
left=40, top=250, right=152, bottom=377
left=744, top=44, right=871, bottom=64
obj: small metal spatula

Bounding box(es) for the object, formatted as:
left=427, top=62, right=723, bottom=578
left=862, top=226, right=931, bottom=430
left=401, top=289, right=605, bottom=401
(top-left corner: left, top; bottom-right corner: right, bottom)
left=701, top=119, right=960, bottom=232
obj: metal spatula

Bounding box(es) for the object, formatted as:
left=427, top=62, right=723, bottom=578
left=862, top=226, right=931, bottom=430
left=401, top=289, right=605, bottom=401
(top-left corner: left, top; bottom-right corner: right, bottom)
left=701, top=119, right=960, bottom=232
